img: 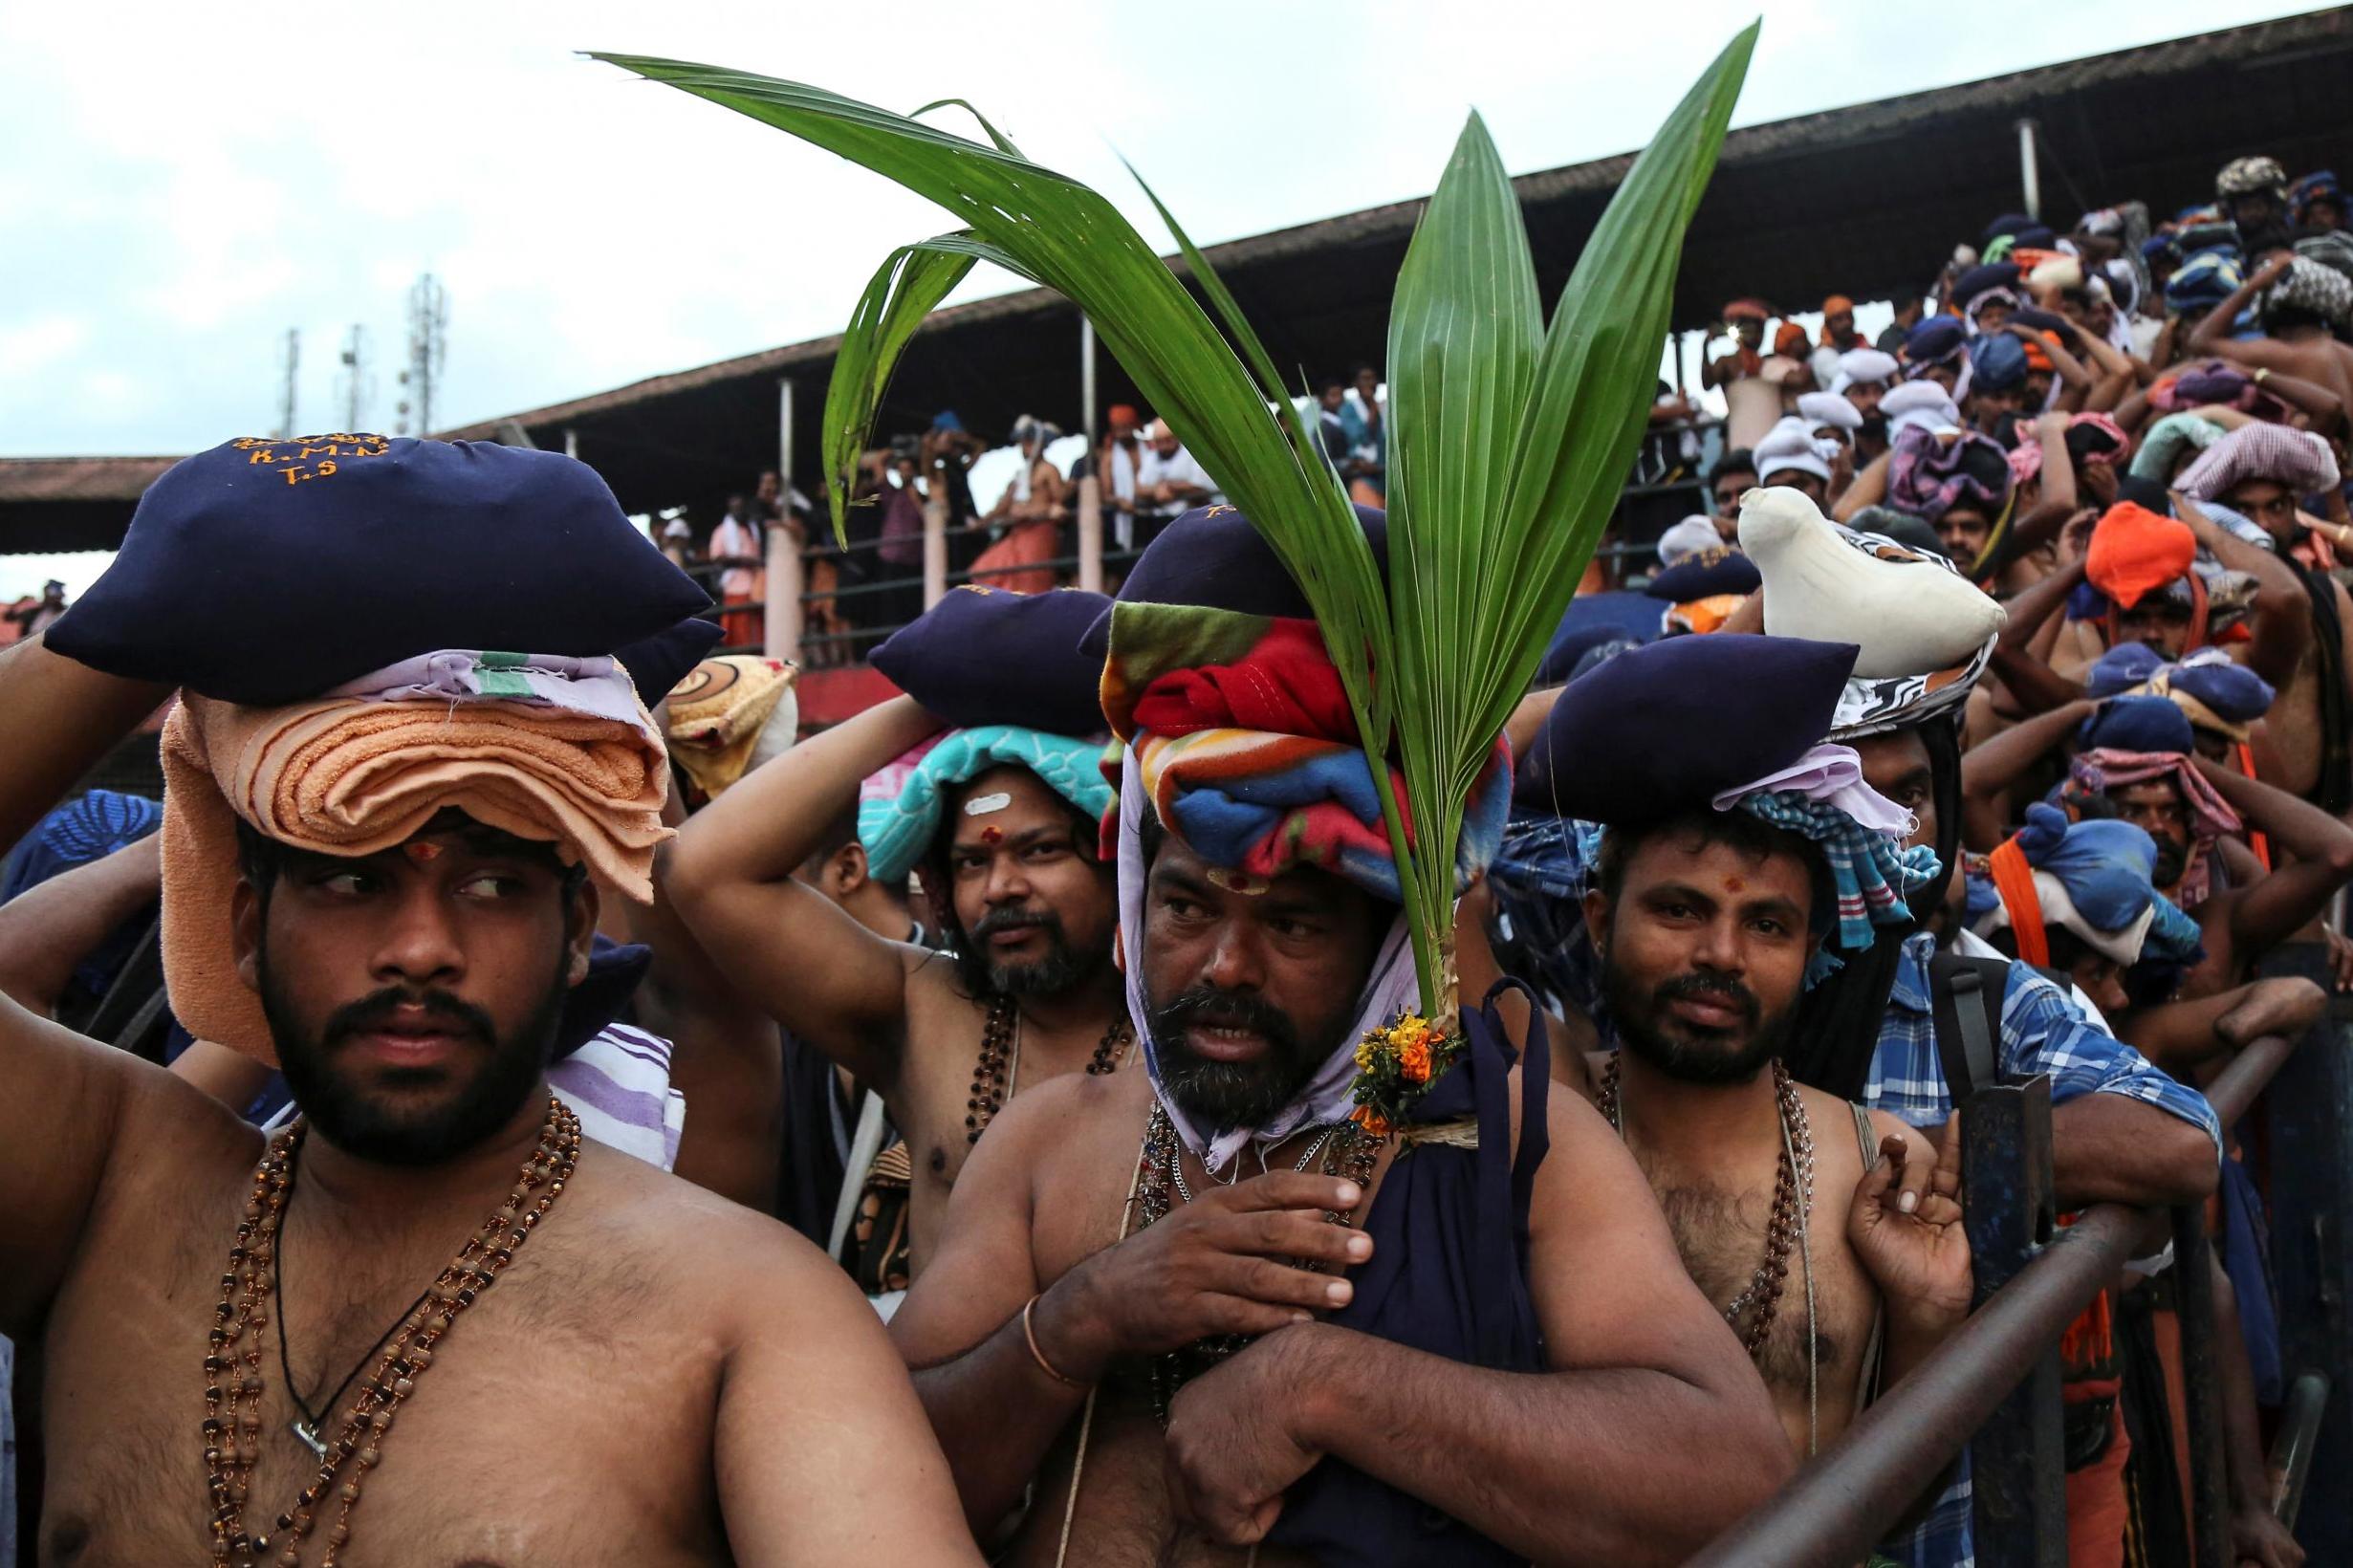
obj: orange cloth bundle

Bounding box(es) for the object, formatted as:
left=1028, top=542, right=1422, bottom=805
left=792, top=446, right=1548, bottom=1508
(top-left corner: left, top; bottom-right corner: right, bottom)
left=161, top=692, right=671, bottom=1062
left=2085, top=502, right=2196, bottom=611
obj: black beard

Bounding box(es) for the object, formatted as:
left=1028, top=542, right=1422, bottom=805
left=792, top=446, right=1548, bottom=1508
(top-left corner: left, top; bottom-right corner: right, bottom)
left=263, top=953, right=567, bottom=1167
left=1146, top=987, right=1331, bottom=1131
left=956, top=904, right=1103, bottom=999
left=2152, top=840, right=2190, bottom=892
left=1603, top=959, right=1792, bottom=1087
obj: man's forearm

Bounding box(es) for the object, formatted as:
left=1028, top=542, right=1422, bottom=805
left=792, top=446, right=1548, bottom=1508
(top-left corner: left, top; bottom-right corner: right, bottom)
left=907, top=1304, right=1095, bottom=1529
left=2050, top=1094, right=2218, bottom=1209
left=0, top=641, right=170, bottom=851
left=0, top=836, right=161, bottom=1014
left=669, top=694, right=941, bottom=898
left=1289, top=1326, right=1790, bottom=1566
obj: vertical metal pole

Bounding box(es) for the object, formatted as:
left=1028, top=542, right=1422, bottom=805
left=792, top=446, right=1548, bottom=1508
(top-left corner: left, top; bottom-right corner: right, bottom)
left=1077, top=475, right=1104, bottom=594
left=2260, top=944, right=2353, bottom=1558
left=923, top=490, right=949, bottom=610
left=2015, top=119, right=2042, bottom=223
left=1964, top=1075, right=2067, bottom=1566
left=2170, top=1203, right=2232, bottom=1568
left=778, top=377, right=796, bottom=483
left=768, top=379, right=801, bottom=664
left=1080, top=315, right=1099, bottom=450
left=563, top=426, right=578, bottom=461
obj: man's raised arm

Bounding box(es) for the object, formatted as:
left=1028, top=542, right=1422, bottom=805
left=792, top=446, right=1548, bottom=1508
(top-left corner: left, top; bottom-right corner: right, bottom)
left=664, top=693, right=946, bottom=1091
left=0, top=638, right=181, bottom=1337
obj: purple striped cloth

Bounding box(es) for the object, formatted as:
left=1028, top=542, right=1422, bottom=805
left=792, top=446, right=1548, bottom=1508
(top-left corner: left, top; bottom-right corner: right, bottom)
left=549, top=1023, right=685, bottom=1171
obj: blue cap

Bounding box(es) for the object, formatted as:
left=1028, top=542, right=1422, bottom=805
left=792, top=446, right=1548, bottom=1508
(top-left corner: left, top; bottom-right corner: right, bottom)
left=46, top=434, right=710, bottom=706
left=1515, top=633, right=1859, bottom=820
left=879, top=585, right=1112, bottom=738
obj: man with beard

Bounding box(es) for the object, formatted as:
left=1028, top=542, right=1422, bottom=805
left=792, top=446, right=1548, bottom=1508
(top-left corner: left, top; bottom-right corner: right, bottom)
left=890, top=506, right=1787, bottom=1566
left=1831, top=346, right=1899, bottom=467
left=1517, top=632, right=1972, bottom=1463
left=0, top=438, right=978, bottom=1565
left=665, top=587, right=1125, bottom=1286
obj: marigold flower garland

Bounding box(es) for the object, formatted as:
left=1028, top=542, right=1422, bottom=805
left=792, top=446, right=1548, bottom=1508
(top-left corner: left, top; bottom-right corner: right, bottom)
left=1348, top=1010, right=1461, bottom=1139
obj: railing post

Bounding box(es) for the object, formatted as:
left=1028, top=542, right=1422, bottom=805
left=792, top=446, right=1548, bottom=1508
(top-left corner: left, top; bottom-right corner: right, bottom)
left=2169, top=1199, right=2232, bottom=1568
left=765, top=520, right=803, bottom=665
left=923, top=489, right=948, bottom=610
left=1964, top=1074, right=2066, bottom=1565
left=2258, top=943, right=2353, bottom=1558
left=1077, top=476, right=1103, bottom=594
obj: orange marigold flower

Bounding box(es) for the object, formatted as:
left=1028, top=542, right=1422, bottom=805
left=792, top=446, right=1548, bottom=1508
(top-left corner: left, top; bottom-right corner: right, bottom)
left=1351, top=1104, right=1393, bottom=1139
left=1398, top=1036, right=1432, bottom=1083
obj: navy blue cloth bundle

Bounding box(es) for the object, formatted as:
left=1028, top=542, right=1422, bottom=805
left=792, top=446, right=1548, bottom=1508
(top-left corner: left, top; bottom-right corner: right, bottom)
left=2080, top=693, right=2197, bottom=755
left=875, top=583, right=1114, bottom=737
left=1514, top=633, right=1859, bottom=818
left=1645, top=548, right=1760, bottom=602
left=1078, top=502, right=1391, bottom=661
left=47, top=435, right=710, bottom=705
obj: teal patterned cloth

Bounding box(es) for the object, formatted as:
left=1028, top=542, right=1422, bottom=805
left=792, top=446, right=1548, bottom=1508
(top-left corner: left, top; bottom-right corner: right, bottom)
left=858, top=724, right=1114, bottom=884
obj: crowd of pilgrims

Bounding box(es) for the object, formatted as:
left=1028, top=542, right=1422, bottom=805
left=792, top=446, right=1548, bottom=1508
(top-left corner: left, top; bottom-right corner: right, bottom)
left=2, top=152, right=2351, bottom=1568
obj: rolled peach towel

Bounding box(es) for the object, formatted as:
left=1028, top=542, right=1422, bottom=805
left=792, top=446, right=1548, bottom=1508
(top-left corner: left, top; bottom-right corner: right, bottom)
left=161, top=690, right=671, bottom=1063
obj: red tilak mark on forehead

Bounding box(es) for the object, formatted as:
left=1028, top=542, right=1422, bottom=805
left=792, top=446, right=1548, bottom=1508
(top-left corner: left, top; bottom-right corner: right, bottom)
left=980, top=826, right=1003, bottom=846
left=403, top=841, right=444, bottom=864
left=1723, top=877, right=1746, bottom=894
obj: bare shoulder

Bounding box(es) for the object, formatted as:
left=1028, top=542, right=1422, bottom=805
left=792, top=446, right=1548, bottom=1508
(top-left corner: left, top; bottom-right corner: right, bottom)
left=566, top=1139, right=842, bottom=1291
left=970, top=1057, right=1150, bottom=1176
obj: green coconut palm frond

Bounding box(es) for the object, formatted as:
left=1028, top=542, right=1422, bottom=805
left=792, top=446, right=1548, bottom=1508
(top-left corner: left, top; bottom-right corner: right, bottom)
left=592, top=31, right=1754, bottom=1016
left=1384, top=26, right=1755, bottom=1006
left=589, top=56, right=1390, bottom=719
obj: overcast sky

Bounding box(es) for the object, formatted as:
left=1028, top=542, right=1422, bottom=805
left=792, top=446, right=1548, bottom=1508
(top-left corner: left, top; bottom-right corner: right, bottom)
left=0, top=0, right=2312, bottom=595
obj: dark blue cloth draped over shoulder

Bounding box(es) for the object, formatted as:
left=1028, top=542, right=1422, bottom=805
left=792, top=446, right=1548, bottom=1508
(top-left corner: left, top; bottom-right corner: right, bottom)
left=1265, top=984, right=1551, bottom=1565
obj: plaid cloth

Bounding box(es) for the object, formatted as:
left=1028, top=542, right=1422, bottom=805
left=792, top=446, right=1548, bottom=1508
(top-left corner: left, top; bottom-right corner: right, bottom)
left=1735, top=790, right=1939, bottom=950
left=1867, top=928, right=2222, bottom=1568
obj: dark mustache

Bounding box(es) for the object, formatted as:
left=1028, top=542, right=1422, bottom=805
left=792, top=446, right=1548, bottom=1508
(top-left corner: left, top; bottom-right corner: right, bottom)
left=1653, top=970, right=1760, bottom=1025
left=1149, top=988, right=1300, bottom=1053
left=970, top=906, right=1061, bottom=941
left=323, top=987, right=495, bottom=1050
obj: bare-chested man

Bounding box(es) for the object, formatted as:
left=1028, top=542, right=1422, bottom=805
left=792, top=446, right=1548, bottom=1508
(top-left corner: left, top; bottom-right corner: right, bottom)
left=2176, top=424, right=2353, bottom=811
left=1580, top=804, right=1971, bottom=1457
left=0, top=443, right=977, bottom=1565
left=887, top=509, right=1789, bottom=1566
left=665, top=690, right=1124, bottom=1281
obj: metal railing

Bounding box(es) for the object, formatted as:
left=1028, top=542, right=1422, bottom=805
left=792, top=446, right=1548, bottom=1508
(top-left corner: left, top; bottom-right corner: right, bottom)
left=686, top=461, right=1722, bottom=669
left=1690, top=1012, right=2327, bottom=1566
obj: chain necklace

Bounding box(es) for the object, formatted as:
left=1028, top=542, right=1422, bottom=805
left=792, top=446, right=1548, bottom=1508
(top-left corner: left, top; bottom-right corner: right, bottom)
left=202, top=1097, right=581, bottom=1567
left=965, top=994, right=1132, bottom=1145
left=1133, top=1103, right=1380, bottom=1423
left=1598, top=1052, right=1814, bottom=1357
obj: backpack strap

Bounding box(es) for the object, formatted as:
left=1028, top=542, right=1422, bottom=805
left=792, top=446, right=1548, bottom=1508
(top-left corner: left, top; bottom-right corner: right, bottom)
left=1928, top=951, right=2009, bottom=1104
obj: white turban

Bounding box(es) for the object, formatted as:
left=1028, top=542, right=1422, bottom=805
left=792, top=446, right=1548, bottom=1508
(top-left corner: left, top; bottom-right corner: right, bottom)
left=1798, top=391, right=1864, bottom=434
left=1881, top=381, right=1964, bottom=440
left=1754, top=417, right=1836, bottom=484
left=1831, top=348, right=1899, bottom=396
left=1657, top=514, right=1724, bottom=567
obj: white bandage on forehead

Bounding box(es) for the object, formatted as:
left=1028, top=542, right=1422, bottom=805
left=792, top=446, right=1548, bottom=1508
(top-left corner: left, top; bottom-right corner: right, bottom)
left=963, top=792, right=1013, bottom=816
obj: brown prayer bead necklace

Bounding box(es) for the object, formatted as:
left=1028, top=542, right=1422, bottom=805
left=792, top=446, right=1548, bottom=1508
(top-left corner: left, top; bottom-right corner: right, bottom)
left=1598, top=1052, right=1814, bottom=1357
left=1132, top=1102, right=1382, bottom=1423
left=202, top=1096, right=580, bottom=1567
left=965, top=993, right=1133, bottom=1144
